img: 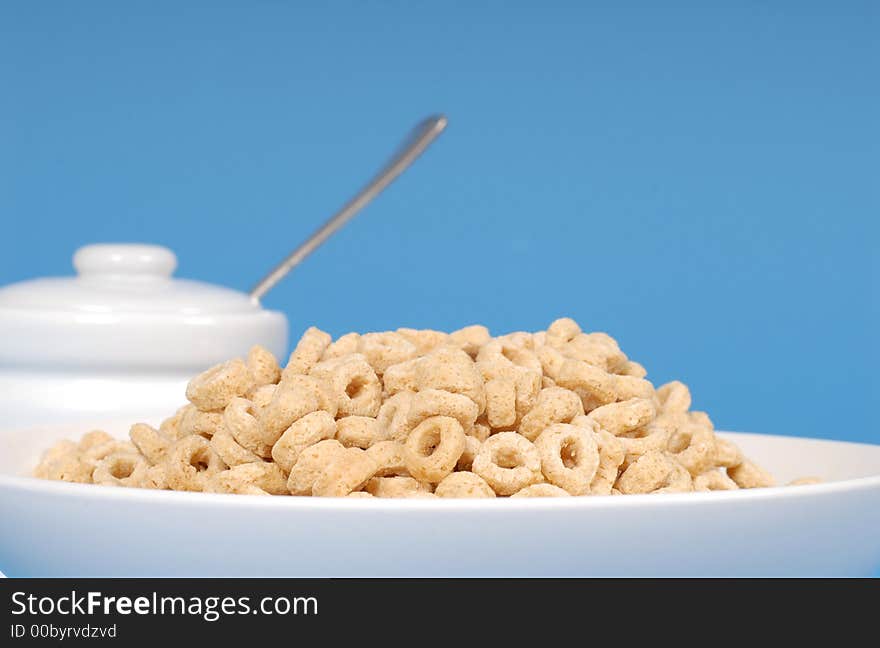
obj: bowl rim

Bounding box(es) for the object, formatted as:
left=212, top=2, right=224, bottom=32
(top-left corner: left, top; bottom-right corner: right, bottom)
left=3, top=431, right=878, bottom=511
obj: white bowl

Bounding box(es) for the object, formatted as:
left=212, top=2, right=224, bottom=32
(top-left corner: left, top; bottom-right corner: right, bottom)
left=0, top=421, right=877, bottom=577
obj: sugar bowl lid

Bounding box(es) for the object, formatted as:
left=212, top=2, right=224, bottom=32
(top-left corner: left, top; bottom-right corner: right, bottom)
left=0, top=244, right=288, bottom=369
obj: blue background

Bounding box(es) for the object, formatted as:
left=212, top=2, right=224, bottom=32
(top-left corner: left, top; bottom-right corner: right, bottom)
left=1, top=1, right=876, bottom=443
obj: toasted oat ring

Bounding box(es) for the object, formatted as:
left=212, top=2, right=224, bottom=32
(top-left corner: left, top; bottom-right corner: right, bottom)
left=210, top=427, right=262, bottom=467
left=656, top=380, right=691, bottom=414
left=510, top=483, right=572, bottom=498
left=727, top=459, right=775, bottom=489
left=129, top=423, right=171, bottom=465
left=224, top=397, right=272, bottom=457
left=589, top=429, right=626, bottom=495
left=546, top=317, right=582, bottom=345
left=518, top=387, right=584, bottom=441
left=365, top=476, right=432, bottom=498
left=185, top=359, right=254, bottom=412
left=405, top=389, right=479, bottom=435
left=694, top=470, right=739, bottom=491
left=208, top=462, right=288, bottom=495
left=92, top=452, right=150, bottom=488
left=163, top=435, right=225, bottom=492
left=434, top=471, right=495, bottom=498
left=282, top=326, right=332, bottom=379
left=376, top=391, right=414, bottom=443
left=271, top=410, right=337, bottom=473
left=534, top=423, right=600, bottom=495
left=667, top=423, right=716, bottom=476
left=713, top=437, right=743, bottom=468
left=403, top=416, right=466, bottom=483
left=336, top=415, right=384, bottom=449
left=310, top=354, right=382, bottom=417
left=365, top=440, right=409, bottom=477
left=247, top=345, right=281, bottom=388
left=586, top=398, right=656, bottom=436
left=179, top=405, right=223, bottom=439
left=472, top=431, right=542, bottom=496
left=312, top=448, right=378, bottom=497
left=286, top=439, right=346, bottom=495
left=357, top=331, right=417, bottom=374
left=485, top=377, right=516, bottom=429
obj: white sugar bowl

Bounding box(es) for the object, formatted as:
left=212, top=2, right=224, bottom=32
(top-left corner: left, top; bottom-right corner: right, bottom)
left=0, top=244, right=288, bottom=428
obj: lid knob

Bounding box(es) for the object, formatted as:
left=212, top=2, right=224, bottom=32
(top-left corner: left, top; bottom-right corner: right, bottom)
left=73, top=244, right=177, bottom=279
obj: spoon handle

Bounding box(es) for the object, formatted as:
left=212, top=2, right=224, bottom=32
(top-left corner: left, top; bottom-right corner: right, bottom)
left=249, top=114, right=448, bottom=300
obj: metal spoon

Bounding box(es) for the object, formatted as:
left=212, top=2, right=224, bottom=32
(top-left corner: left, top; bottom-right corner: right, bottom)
left=249, top=114, right=448, bottom=300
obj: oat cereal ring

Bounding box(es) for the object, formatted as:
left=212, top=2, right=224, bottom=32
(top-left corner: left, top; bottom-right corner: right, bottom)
left=357, top=331, right=417, bottom=374
left=414, top=347, right=486, bottom=414
left=405, top=389, right=479, bottom=435
left=77, top=430, right=115, bottom=451
left=485, top=377, right=516, bottom=429
left=80, top=438, right=135, bottom=472
left=694, top=470, right=739, bottom=491
left=286, top=439, right=347, bottom=495
left=728, top=459, right=775, bottom=489
left=586, top=398, right=656, bottom=436
left=249, top=384, right=276, bottom=415
left=546, top=317, right=582, bottom=346
left=456, top=435, right=482, bottom=471
left=336, top=415, right=384, bottom=449
left=282, top=374, right=339, bottom=418
left=310, top=354, right=382, bottom=417
left=205, top=472, right=268, bottom=495
left=215, top=462, right=288, bottom=495
left=32, top=440, right=77, bottom=479
left=590, top=429, right=626, bottom=495
left=142, top=464, right=168, bottom=490
left=560, top=358, right=654, bottom=410
left=667, top=423, right=717, bottom=476
left=395, top=328, right=450, bottom=355
left=210, top=427, right=262, bottom=467
left=347, top=491, right=374, bottom=498
left=472, top=431, right=543, bottom=496
left=518, top=387, right=585, bottom=441
left=534, top=423, right=600, bottom=495
left=129, top=423, right=171, bottom=465
left=476, top=339, right=542, bottom=375
left=322, top=332, right=361, bottom=360
left=510, top=483, right=572, bottom=498
left=247, top=345, right=281, bottom=388
left=258, top=379, right=321, bottom=439
left=470, top=421, right=491, bottom=441
left=179, top=405, right=223, bottom=439
left=614, top=451, right=674, bottom=494
left=185, top=359, right=254, bottom=412
left=656, top=381, right=692, bottom=415
left=271, top=410, right=337, bottom=472
left=536, top=345, right=567, bottom=380
left=365, top=476, right=432, bottom=498
left=616, top=424, right=672, bottom=466
left=159, top=405, right=190, bottom=440
left=92, top=452, right=150, bottom=488
left=617, top=361, right=647, bottom=378
left=375, top=391, right=414, bottom=442
left=163, top=435, right=225, bottom=492
left=282, top=326, right=332, bottom=379
left=382, top=358, right=421, bottom=395
left=224, top=397, right=272, bottom=457
left=404, top=416, right=467, bottom=483
left=449, top=324, right=491, bottom=357
left=653, top=461, right=694, bottom=494
left=43, top=452, right=93, bottom=483
left=312, top=447, right=378, bottom=497
left=434, top=471, right=495, bottom=498
left=712, top=437, right=743, bottom=468
left=365, top=440, right=409, bottom=477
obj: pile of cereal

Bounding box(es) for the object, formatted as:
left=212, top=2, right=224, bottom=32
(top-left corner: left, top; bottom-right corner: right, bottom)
left=34, top=318, right=802, bottom=498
